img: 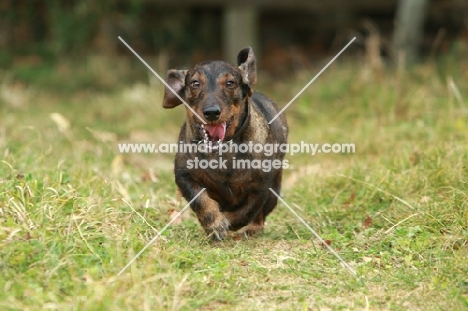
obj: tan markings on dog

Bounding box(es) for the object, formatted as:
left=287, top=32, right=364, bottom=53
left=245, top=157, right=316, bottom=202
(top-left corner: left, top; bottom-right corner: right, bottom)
left=196, top=192, right=230, bottom=238
left=189, top=72, right=206, bottom=114
left=227, top=107, right=242, bottom=139
left=198, top=191, right=221, bottom=214
left=217, top=73, right=235, bottom=86
left=218, top=73, right=243, bottom=128
left=247, top=106, right=269, bottom=143
left=190, top=71, right=206, bottom=88
left=242, top=211, right=264, bottom=236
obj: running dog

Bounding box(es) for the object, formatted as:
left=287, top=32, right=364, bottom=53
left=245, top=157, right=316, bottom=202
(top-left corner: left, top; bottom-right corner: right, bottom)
left=162, top=47, right=288, bottom=241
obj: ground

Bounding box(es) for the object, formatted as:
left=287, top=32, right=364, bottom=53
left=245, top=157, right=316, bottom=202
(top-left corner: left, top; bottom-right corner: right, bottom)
left=0, top=54, right=467, bottom=310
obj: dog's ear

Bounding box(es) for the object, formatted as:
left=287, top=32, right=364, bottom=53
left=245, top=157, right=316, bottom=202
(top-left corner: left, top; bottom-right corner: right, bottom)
left=162, top=69, right=187, bottom=109
left=237, top=47, right=257, bottom=87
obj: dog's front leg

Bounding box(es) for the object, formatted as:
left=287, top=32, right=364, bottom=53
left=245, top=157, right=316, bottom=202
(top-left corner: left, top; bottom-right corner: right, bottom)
left=223, top=192, right=268, bottom=236
left=176, top=177, right=229, bottom=241
left=195, top=191, right=230, bottom=241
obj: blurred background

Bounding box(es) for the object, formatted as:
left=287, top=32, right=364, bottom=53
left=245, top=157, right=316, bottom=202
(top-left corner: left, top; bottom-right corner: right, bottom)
left=1, top=0, right=467, bottom=92
left=1, top=4, right=468, bottom=308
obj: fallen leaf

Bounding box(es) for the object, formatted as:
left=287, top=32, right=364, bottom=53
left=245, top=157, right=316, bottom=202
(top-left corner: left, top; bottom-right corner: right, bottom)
left=86, top=127, right=117, bottom=142
left=419, top=196, right=431, bottom=204
left=362, top=215, right=373, bottom=228
left=170, top=210, right=183, bottom=225
left=141, top=169, right=159, bottom=183
left=343, top=192, right=356, bottom=206
left=111, top=155, right=125, bottom=175
left=50, top=113, right=70, bottom=133
left=314, top=238, right=332, bottom=248
left=362, top=256, right=373, bottom=263
left=239, top=260, right=248, bottom=266
left=409, top=151, right=421, bottom=165
left=168, top=209, right=190, bottom=225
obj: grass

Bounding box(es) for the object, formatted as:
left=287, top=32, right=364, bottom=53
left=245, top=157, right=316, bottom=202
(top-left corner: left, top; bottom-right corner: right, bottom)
left=1, top=52, right=468, bottom=310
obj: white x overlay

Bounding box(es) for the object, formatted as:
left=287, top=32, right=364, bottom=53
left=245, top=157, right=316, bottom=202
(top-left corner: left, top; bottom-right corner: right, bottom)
left=117, top=188, right=206, bottom=276
left=118, top=36, right=206, bottom=124
left=269, top=188, right=357, bottom=276
left=268, top=37, right=356, bottom=124
left=117, top=37, right=357, bottom=278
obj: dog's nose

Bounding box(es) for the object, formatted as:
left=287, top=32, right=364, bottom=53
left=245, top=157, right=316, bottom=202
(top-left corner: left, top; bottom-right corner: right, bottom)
left=203, top=105, right=221, bottom=121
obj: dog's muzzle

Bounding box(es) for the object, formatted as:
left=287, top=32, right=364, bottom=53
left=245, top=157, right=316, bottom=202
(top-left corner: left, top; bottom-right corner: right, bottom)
left=193, top=103, right=250, bottom=153
left=203, top=105, right=221, bottom=121
left=196, top=121, right=231, bottom=152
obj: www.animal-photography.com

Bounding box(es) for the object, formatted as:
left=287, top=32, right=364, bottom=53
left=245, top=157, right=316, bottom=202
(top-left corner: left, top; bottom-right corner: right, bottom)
left=1, top=1, right=467, bottom=310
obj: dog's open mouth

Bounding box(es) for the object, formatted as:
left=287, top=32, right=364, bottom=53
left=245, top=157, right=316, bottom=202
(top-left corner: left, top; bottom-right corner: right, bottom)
left=197, top=121, right=232, bottom=151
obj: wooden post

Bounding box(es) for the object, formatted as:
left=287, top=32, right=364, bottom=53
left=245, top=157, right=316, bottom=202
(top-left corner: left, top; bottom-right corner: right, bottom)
left=223, top=5, right=258, bottom=64
left=393, top=0, right=429, bottom=66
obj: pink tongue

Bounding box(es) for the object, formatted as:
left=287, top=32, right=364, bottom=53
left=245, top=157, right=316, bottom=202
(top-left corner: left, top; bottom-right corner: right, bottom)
left=204, top=123, right=227, bottom=141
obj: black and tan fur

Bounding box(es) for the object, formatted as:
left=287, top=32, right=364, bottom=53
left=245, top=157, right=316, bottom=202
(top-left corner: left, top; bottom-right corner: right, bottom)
left=162, top=47, right=288, bottom=241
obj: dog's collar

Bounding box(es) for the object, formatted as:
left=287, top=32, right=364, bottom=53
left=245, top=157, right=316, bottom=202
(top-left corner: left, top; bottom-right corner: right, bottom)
left=226, top=102, right=250, bottom=143
left=191, top=103, right=250, bottom=145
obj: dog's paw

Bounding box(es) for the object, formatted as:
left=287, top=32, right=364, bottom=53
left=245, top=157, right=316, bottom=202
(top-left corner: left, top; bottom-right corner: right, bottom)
left=243, top=223, right=264, bottom=237
left=205, top=216, right=230, bottom=242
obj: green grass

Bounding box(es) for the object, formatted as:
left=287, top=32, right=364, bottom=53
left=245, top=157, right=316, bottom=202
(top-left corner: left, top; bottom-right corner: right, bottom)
left=1, top=55, right=468, bottom=310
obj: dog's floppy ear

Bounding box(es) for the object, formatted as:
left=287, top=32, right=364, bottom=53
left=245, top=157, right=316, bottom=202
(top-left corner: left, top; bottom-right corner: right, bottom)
left=237, top=47, right=257, bottom=88
left=162, top=69, right=187, bottom=109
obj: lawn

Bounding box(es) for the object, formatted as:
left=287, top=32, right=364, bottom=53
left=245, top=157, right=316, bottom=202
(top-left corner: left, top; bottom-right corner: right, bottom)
left=0, top=53, right=467, bottom=310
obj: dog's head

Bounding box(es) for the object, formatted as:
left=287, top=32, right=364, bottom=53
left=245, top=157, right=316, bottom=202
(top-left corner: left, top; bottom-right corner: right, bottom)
left=162, top=47, right=257, bottom=149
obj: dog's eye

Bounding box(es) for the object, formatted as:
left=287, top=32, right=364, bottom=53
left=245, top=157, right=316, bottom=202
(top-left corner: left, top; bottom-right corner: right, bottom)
left=190, top=80, right=200, bottom=89
left=226, top=80, right=236, bottom=89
